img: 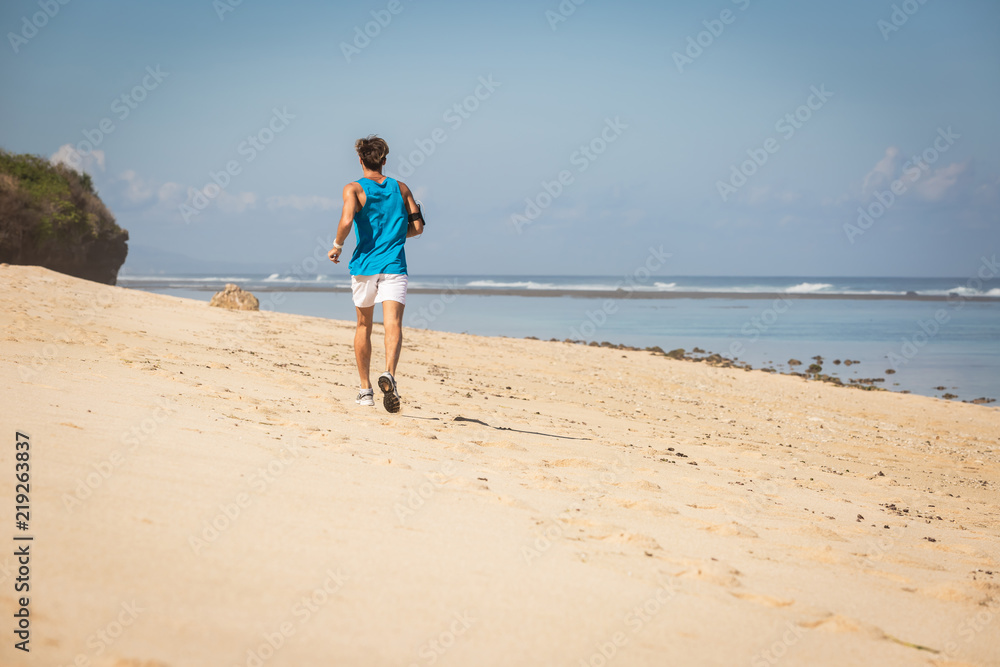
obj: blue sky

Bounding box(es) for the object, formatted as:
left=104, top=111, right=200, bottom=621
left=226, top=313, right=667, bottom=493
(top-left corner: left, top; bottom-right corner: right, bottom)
left=1, top=0, right=998, bottom=277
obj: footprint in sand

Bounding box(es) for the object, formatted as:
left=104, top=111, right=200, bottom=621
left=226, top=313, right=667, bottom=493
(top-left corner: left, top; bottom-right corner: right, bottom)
left=601, top=531, right=662, bottom=551
left=803, top=524, right=849, bottom=542
left=669, top=559, right=743, bottom=588
left=613, top=479, right=662, bottom=492
left=730, top=591, right=795, bottom=608
left=477, top=440, right=528, bottom=452
left=610, top=499, right=679, bottom=517
left=520, top=471, right=579, bottom=492
left=548, top=458, right=605, bottom=469
left=702, top=522, right=760, bottom=539
left=796, top=612, right=933, bottom=654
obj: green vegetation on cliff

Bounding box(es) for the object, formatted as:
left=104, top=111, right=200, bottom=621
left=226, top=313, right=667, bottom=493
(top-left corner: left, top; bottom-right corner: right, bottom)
left=0, top=149, right=128, bottom=284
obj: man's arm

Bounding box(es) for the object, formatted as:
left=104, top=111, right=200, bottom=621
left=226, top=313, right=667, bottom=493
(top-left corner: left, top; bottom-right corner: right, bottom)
left=329, top=183, right=361, bottom=264
left=398, top=181, right=424, bottom=238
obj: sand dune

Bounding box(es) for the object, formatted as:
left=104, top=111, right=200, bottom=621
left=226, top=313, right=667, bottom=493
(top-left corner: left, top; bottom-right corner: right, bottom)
left=1, top=265, right=998, bottom=666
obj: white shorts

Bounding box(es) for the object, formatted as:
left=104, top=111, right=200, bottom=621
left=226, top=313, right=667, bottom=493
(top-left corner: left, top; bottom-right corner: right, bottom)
left=351, top=273, right=408, bottom=308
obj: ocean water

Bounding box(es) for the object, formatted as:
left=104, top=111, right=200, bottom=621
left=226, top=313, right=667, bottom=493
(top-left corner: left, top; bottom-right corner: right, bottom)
left=118, top=274, right=1000, bottom=403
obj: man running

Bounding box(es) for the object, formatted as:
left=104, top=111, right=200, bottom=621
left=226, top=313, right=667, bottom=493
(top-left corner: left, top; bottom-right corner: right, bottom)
left=328, top=135, right=424, bottom=413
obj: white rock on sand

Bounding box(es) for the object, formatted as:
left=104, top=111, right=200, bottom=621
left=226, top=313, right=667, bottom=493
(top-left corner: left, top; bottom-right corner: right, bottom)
left=1, top=265, right=998, bottom=667
left=209, top=283, right=260, bottom=311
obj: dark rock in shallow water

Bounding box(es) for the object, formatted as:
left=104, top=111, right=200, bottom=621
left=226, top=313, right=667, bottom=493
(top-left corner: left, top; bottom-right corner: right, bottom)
left=788, top=359, right=802, bottom=366
left=885, top=369, right=896, bottom=374
left=833, top=359, right=842, bottom=365
left=666, top=348, right=686, bottom=359
left=967, top=397, right=996, bottom=405
left=942, top=393, right=958, bottom=400
left=807, top=364, right=822, bottom=374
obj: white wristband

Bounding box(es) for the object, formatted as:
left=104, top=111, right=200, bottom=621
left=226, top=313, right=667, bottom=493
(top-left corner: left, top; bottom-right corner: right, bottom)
left=332, top=241, right=344, bottom=250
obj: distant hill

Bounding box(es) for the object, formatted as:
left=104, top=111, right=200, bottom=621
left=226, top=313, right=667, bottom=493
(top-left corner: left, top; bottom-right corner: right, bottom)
left=122, top=244, right=273, bottom=276
left=0, top=149, right=128, bottom=285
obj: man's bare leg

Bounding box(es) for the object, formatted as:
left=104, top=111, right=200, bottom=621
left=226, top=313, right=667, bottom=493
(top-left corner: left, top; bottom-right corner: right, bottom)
left=355, top=306, right=374, bottom=389
left=381, top=300, right=404, bottom=376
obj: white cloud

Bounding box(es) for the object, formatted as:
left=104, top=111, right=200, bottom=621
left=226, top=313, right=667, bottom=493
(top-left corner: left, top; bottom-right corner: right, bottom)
left=861, top=146, right=898, bottom=198
left=157, top=182, right=186, bottom=205
left=119, top=169, right=155, bottom=204
left=858, top=146, right=967, bottom=203
left=47, top=145, right=344, bottom=223
left=912, top=161, right=966, bottom=202
left=745, top=186, right=800, bottom=206
left=50, top=143, right=105, bottom=174
left=265, top=195, right=338, bottom=211
left=216, top=190, right=258, bottom=213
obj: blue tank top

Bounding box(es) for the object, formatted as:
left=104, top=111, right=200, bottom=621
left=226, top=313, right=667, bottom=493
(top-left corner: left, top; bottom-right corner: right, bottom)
left=349, top=177, right=408, bottom=276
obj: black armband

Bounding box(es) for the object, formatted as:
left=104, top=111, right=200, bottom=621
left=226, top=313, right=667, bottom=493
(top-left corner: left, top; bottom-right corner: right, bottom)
left=408, top=202, right=425, bottom=225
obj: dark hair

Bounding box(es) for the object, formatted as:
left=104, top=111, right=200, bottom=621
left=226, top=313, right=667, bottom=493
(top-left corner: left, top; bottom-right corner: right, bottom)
left=355, top=135, right=389, bottom=171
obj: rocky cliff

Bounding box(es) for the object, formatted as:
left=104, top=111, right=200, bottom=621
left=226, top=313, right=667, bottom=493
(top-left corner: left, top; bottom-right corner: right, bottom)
left=0, top=150, right=128, bottom=285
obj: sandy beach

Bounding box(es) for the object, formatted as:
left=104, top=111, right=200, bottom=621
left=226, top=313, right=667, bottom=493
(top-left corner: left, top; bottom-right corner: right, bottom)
left=1, top=264, right=998, bottom=666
